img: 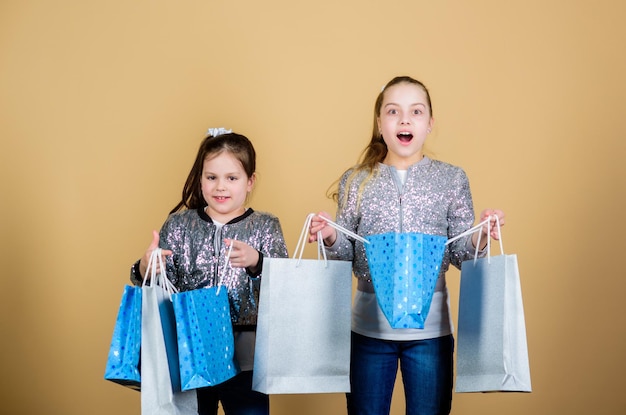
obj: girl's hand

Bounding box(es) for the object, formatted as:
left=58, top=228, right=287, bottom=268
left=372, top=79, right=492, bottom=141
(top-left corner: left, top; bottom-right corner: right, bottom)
left=138, top=230, right=173, bottom=279
left=472, top=209, right=505, bottom=249
left=308, top=211, right=338, bottom=246
left=224, top=239, right=259, bottom=269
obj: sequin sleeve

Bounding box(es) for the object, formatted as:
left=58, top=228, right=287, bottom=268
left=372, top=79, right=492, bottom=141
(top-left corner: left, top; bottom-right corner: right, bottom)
left=254, top=213, right=289, bottom=269
left=325, top=158, right=483, bottom=282
left=444, top=166, right=482, bottom=269
left=324, top=167, right=363, bottom=262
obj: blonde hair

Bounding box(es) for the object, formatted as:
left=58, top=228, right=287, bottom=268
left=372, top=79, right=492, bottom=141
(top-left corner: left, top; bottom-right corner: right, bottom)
left=329, top=76, right=433, bottom=211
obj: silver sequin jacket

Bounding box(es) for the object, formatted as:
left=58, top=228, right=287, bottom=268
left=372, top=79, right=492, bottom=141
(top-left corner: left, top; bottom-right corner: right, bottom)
left=131, top=208, right=288, bottom=326
left=327, top=157, right=480, bottom=292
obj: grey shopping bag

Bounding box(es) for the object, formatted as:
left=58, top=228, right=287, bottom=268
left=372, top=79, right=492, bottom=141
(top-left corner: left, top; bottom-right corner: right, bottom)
left=141, top=249, right=198, bottom=415
left=454, top=220, right=531, bottom=393
left=252, top=214, right=359, bottom=394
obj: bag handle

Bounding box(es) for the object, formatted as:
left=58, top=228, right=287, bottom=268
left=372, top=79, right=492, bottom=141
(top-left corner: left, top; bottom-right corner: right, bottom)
left=216, top=241, right=234, bottom=296
left=445, top=215, right=504, bottom=264
left=142, top=248, right=178, bottom=299
left=293, top=213, right=369, bottom=265
left=292, top=214, right=320, bottom=263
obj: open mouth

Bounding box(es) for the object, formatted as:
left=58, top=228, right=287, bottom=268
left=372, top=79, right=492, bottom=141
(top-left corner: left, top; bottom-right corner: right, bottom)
left=397, top=132, right=413, bottom=143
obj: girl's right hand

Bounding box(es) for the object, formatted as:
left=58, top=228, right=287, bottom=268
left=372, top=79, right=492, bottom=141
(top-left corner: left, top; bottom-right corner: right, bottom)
left=138, top=230, right=173, bottom=279
left=309, top=211, right=338, bottom=246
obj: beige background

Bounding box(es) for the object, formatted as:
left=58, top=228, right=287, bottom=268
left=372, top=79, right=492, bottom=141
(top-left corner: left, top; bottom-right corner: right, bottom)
left=1, top=1, right=624, bottom=414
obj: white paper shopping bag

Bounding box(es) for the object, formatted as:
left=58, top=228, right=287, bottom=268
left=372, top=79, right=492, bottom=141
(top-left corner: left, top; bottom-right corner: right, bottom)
left=141, top=249, right=198, bottom=414
left=252, top=214, right=362, bottom=394
left=453, top=218, right=532, bottom=393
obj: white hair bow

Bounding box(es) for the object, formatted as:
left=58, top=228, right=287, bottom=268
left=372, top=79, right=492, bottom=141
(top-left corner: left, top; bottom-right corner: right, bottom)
left=206, top=127, right=232, bottom=137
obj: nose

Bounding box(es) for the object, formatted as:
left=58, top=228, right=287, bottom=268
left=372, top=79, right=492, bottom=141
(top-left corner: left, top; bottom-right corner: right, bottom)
left=400, top=113, right=411, bottom=125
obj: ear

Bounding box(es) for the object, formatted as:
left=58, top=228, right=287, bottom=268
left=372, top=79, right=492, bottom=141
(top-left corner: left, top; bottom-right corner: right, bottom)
left=247, top=173, right=256, bottom=192
left=428, top=117, right=435, bottom=131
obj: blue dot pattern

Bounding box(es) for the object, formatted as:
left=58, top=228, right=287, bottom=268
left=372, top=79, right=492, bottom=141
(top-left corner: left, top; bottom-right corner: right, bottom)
left=104, top=285, right=142, bottom=390
left=364, top=232, right=447, bottom=329
left=172, top=286, right=239, bottom=391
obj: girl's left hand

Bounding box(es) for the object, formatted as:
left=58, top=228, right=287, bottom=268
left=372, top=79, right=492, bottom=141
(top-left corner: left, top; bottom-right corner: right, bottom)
left=224, top=239, right=260, bottom=269
left=479, top=209, right=505, bottom=240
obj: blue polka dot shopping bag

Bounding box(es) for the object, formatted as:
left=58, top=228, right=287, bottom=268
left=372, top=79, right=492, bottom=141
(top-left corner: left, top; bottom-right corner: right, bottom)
left=104, top=284, right=142, bottom=390
left=172, top=285, right=239, bottom=391
left=364, top=232, right=447, bottom=329
left=171, top=243, right=239, bottom=391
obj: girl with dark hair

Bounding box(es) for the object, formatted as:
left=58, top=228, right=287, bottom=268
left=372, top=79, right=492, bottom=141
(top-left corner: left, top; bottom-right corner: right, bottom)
left=131, top=128, right=288, bottom=415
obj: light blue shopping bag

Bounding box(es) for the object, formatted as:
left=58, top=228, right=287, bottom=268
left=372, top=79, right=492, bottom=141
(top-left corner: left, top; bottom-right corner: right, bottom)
left=104, top=285, right=142, bottom=390
left=365, top=232, right=446, bottom=329
left=173, top=286, right=239, bottom=391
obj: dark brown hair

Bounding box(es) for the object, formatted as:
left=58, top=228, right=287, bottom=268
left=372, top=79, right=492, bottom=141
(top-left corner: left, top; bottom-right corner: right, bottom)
left=171, top=132, right=256, bottom=213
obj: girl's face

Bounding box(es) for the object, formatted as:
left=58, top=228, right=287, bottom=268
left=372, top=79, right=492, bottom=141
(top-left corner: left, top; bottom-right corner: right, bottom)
left=201, top=151, right=255, bottom=223
left=377, top=82, right=434, bottom=168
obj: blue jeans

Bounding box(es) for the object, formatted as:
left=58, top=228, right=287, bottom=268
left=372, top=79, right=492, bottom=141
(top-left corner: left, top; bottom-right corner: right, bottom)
left=347, top=332, right=454, bottom=415
left=197, top=371, right=268, bottom=415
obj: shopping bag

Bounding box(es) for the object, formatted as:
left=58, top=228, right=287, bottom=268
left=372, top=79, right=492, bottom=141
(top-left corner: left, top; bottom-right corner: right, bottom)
left=141, top=249, right=198, bottom=415
left=173, top=285, right=239, bottom=391
left=364, top=232, right=447, bottom=329
left=454, top=218, right=532, bottom=393
left=104, top=284, right=142, bottom=390
left=252, top=214, right=359, bottom=394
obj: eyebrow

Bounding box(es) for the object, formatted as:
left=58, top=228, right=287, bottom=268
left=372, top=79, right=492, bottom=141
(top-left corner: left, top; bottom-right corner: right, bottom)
left=384, top=102, right=427, bottom=108
left=203, top=171, right=242, bottom=176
